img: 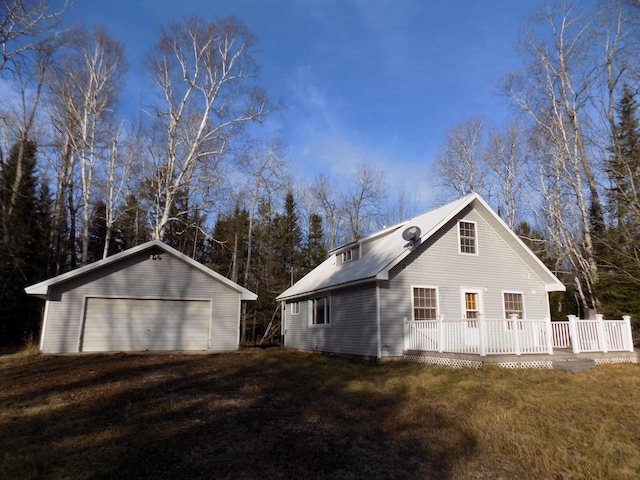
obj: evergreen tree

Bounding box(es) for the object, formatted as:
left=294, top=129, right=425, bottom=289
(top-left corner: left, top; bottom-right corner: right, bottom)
left=162, top=188, right=208, bottom=262
left=606, top=85, right=640, bottom=227
left=0, top=140, right=50, bottom=345
left=117, top=194, right=151, bottom=250
left=208, top=206, right=249, bottom=283
left=596, top=85, right=640, bottom=324
left=273, top=191, right=303, bottom=287
left=87, top=201, right=123, bottom=263
left=303, top=212, right=327, bottom=274
left=248, top=197, right=278, bottom=343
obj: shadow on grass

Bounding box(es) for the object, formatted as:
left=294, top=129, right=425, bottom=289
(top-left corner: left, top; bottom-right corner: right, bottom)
left=0, top=350, right=477, bottom=479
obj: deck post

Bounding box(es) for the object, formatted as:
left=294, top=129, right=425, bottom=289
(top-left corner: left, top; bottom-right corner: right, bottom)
left=622, top=315, right=634, bottom=352
left=511, top=314, right=521, bottom=356
left=544, top=316, right=553, bottom=355
left=438, top=314, right=444, bottom=353
left=478, top=313, right=487, bottom=357
left=403, top=317, right=409, bottom=351
left=568, top=315, right=580, bottom=354
left=596, top=314, right=608, bottom=353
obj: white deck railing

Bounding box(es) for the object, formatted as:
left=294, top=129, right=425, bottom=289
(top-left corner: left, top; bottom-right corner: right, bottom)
left=405, top=314, right=634, bottom=357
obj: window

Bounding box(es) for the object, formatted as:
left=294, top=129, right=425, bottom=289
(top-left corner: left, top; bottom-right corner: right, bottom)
left=464, top=291, right=479, bottom=328
left=312, top=297, right=330, bottom=325
left=459, top=221, right=477, bottom=254
left=503, top=292, right=524, bottom=318
left=338, top=247, right=359, bottom=265
left=412, top=287, right=438, bottom=321
left=291, top=301, right=300, bottom=315
left=503, top=292, right=524, bottom=329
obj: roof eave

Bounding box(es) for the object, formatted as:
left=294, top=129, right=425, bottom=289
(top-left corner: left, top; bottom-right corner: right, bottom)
left=276, top=275, right=381, bottom=301
left=545, top=282, right=567, bottom=293
left=24, top=240, right=258, bottom=300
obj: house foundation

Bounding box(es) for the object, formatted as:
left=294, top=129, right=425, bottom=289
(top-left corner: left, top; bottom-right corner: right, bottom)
left=403, top=349, right=639, bottom=370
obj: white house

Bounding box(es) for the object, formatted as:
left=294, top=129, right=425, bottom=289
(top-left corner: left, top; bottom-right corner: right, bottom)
left=277, top=193, right=636, bottom=368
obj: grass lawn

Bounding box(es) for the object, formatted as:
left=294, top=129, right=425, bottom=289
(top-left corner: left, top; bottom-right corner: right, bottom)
left=1, top=348, right=640, bottom=480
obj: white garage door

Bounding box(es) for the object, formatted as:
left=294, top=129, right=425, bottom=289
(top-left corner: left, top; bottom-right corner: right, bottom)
left=82, top=298, right=210, bottom=352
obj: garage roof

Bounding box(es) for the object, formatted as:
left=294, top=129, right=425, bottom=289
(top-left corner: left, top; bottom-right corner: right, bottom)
left=25, top=240, right=258, bottom=301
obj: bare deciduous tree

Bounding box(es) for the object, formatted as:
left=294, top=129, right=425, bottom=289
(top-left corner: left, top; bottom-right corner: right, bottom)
left=484, top=120, right=528, bottom=229
left=146, top=16, right=273, bottom=241
left=433, top=116, right=487, bottom=199
left=0, top=0, right=66, bottom=72
left=506, top=0, right=638, bottom=314
left=48, top=26, right=126, bottom=265
left=310, top=173, right=342, bottom=250
left=342, top=161, right=388, bottom=241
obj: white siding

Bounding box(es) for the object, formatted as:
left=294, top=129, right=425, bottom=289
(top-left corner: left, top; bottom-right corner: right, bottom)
left=284, top=284, right=379, bottom=357
left=380, top=207, right=553, bottom=356
left=41, top=248, right=241, bottom=353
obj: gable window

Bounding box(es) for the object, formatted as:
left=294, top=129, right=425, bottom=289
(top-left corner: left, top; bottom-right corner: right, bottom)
left=291, top=301, right=300, bottom=315
left=311, top=297, right=330, bottom=325
left=459, top=221, right=477, bottom=254
left=342, top=249, right=352, bottom=263
left=412, top=287, right=438, bottom=321
left=503, top=292, right=524, bottom=329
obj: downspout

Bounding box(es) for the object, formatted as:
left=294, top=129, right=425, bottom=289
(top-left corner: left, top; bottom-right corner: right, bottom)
left=376, top=283, right=382, bottom=359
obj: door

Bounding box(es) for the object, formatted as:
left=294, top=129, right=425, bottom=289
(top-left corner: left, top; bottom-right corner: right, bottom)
left=462, top=289, right=483, bottom=347
left=81, top=298, right=210, bottom=352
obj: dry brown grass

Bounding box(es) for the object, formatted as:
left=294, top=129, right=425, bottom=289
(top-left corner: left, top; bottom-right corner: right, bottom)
left=1, top=348, right=639, bottom=479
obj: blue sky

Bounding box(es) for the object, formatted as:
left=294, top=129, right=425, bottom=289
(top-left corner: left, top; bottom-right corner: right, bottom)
left=66, top=0, right=539, bottom=210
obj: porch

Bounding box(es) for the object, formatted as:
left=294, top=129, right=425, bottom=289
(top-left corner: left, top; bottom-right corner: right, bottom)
left=403, top=315, right=638, bottom=369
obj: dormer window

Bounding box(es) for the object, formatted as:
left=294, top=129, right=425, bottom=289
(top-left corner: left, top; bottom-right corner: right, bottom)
left=337, top=246, right=360, bottom=265
left=458, top=220, right=477, bottom=255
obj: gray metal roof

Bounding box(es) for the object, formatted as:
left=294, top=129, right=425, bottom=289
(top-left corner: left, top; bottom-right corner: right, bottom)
left=25, top=240, right=258, bottom=301
left=276, top=192, right=565, bottom=301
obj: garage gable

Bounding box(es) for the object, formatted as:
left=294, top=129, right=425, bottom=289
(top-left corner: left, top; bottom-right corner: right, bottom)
left=26, top=241, right=257, bottom=354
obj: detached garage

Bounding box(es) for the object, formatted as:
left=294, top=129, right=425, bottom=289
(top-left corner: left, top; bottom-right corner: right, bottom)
left=25, top=240, right=257, bottom=354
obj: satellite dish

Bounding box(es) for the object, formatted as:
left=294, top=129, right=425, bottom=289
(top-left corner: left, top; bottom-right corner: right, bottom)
left=402, top=226, right=421, bottom=242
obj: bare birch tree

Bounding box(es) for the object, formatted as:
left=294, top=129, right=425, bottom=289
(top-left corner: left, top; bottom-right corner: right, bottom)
left=433, top=116, right=487, bottom=199
left=506, top=0, right=637, bottom=314
left=235, top=137, right=286, bottom=342
left=48, top=26, right=125, bottom=265
left=484, top=120, right=528, bottom=229
left=101, top=121, right=129, bottom=259
left=238, top=137, right=286, bottom=285
left=0, top=0, right=66, bottom=72
left=145, top=16, right=272, bottom=241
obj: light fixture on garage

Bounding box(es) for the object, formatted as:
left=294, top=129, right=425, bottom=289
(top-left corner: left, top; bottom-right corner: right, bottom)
left=150, top=254, right=162, bottom=260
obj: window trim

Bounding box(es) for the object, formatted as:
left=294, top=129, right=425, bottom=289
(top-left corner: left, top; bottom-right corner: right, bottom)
left=458, top=220, right=478, bottom=256
left=502, top=291, right=525, bottom=330
left=290, top=301, right=300, bottom=315
left=411, top=285, right=439, bottom=322
left=309, top=295, right=331, bottom=327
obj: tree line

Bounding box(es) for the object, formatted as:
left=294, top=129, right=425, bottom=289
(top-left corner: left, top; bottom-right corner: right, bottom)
left=433, top=1, right=640, bottom=323
left=1, top=0, right=640, bottom=346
